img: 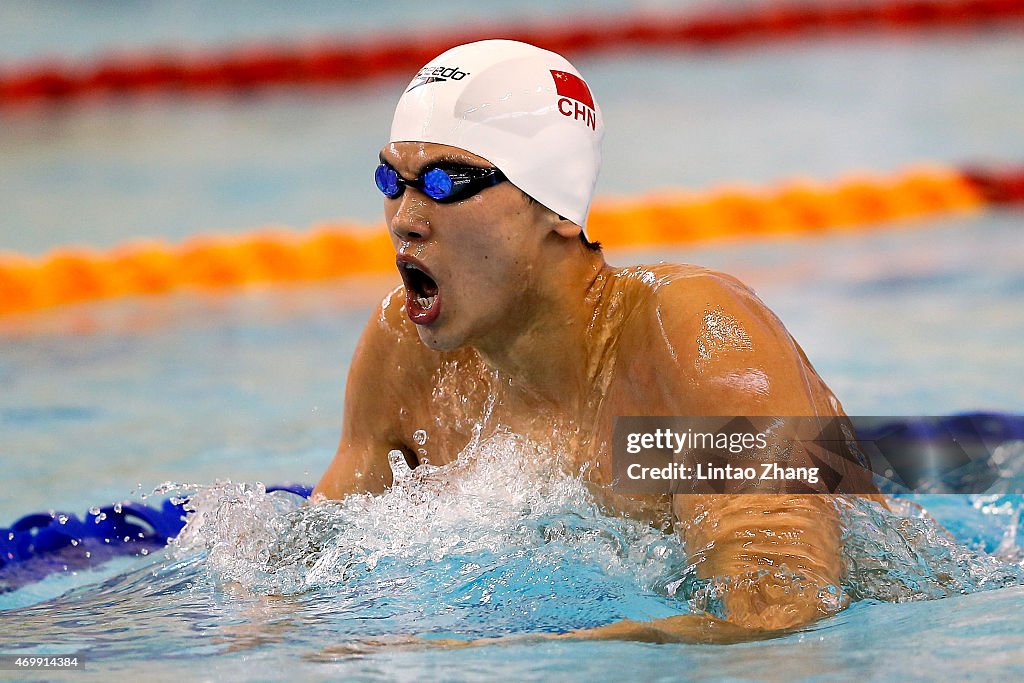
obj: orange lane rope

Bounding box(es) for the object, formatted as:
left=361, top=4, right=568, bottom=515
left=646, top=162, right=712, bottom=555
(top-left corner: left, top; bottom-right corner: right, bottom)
left=1, top=163, right=1021, bottom=316
left=2, top=0, right=1023, bottom=105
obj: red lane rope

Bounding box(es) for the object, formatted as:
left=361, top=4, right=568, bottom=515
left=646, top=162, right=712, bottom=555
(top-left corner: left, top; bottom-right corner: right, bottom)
left=2, top=0, right=1023, bottom=104
left=960, top=164, right=1024, bottom=203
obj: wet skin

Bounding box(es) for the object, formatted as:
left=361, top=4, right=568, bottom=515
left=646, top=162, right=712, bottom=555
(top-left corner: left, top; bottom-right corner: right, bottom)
left=315, top=142, right=858, bottom=640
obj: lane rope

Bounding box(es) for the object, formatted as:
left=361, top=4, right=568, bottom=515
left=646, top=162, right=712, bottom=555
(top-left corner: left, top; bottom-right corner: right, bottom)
left=2, top=0, right=1024, bottom=104
left=0, top=484, right=312, bottom=592
left=2, top=162, right=1021, bottom=316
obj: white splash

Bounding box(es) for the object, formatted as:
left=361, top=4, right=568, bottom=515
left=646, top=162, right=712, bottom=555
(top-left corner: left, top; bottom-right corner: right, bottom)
left=167, top=434, right=1024, bottom=609
left=169, top=431, right=685, bottom=596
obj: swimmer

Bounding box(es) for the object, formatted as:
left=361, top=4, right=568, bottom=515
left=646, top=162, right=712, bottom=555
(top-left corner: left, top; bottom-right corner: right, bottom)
left=315, top=40, right=865, bottom=643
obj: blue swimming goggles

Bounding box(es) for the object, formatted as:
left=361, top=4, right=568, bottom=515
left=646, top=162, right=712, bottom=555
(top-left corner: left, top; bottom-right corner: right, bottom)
left=375, top=162, right=507, bottom=203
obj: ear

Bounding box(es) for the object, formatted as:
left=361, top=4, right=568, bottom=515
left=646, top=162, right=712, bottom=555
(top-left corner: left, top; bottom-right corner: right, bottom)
left=551, top=216, right=582, bottom=240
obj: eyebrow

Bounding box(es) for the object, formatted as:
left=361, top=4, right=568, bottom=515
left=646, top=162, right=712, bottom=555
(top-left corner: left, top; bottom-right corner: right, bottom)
left=378, top=152, right=488, bottom=176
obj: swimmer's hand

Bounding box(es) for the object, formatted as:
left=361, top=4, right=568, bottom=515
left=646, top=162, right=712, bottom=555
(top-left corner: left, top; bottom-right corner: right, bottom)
left=431, top=611, right=792, bottom=648
left=549, top=613, right=782, bottom=645
left=421, top=567, right=840, bottom=647
left=314, top=605, right=796, bottom=657
left=340, top=614, right=779, bottom=652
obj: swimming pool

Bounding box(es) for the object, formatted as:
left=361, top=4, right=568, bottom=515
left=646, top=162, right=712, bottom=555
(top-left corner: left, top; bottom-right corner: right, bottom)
left=2, top=2, right=1024, bottom=680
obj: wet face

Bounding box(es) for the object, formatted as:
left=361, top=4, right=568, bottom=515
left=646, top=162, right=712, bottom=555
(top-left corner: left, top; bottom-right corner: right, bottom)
left=379, top=141, right=558, bottom=352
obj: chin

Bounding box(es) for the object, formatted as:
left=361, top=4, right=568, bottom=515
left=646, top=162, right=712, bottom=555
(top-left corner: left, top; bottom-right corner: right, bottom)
left=414, top=324, right=465, bottom=352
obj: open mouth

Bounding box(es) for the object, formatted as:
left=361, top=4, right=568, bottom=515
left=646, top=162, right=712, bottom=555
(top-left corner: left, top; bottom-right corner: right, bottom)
left=397, top=256, right=441, bottom=325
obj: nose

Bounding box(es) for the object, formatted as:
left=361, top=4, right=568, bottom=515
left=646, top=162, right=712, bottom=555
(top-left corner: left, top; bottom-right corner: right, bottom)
left=388, top=191, right=433, bottom=242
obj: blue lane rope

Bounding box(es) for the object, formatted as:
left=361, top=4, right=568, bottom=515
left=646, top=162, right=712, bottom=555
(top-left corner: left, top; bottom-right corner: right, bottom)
left=0, top=483, right=311, bottom=591
left=854, top=413, right=1024, bottom=443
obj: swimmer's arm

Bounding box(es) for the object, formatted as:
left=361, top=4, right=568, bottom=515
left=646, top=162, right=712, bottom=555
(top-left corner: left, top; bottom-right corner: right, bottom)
left=676, top=277, right=846, bottom=634
left=313, top=295, right=412, bottom=501
left=417, top=611, right=787, bottom=648
left=698, top=284, right=851, bottom=630
left=532, top=494, right=844, bottom=645
left=574, top=273, right=846, bottom=640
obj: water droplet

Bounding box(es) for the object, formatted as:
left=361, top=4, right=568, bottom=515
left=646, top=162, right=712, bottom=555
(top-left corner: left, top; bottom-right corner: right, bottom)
left=57, top=515, right=69, bottom=525
left=84, top=551, right=91, bottom=559
left=113, top=502, right=123, bottom=514
left=413, top=429, right=428, bottom=446
left=140, top=548, right=150, bottom=556
left=88, top=507, right=100, bottom=516
left=388, top=450, right=412, bottom=483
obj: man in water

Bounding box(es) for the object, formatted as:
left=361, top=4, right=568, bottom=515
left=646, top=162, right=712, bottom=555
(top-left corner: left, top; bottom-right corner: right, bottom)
left=315, top=39, right=855, bottom=643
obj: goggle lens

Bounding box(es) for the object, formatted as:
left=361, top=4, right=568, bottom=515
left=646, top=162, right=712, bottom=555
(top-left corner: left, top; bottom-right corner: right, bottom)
left=375, top=164, right=401, bottom=198
left=422, top=168, right=454, bottom=200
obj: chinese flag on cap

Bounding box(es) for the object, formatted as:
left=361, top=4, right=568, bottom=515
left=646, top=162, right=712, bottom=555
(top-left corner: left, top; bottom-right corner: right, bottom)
left=550, top=70, right=595, bottom=109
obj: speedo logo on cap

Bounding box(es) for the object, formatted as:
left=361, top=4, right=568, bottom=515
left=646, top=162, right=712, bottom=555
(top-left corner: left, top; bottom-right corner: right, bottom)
left=551, top=70, right=596, bottom=131
left=406, top=65, right=470, bottom=92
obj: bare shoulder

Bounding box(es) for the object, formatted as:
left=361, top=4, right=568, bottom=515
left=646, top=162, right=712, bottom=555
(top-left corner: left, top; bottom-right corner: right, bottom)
left=338, top=284, right=442, bottom=444
left=367, top=284, right=422, bottom=352
left=612, top=263, right=833, bottom=414
left=613, top=262, right=782, bottom=343
left=313, top=286, right=441, bottom=499
left=359, top=285, right=484, bottom=427
left=358, top=284, right=443, bottom=393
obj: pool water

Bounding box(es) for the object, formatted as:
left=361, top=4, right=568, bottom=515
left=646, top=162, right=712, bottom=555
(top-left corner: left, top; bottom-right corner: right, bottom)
left=2, top=1, right=1024, bottom=680
left=2, top=220, right=1023, bottom=682
left=2, top=439, right=1024, bottom=681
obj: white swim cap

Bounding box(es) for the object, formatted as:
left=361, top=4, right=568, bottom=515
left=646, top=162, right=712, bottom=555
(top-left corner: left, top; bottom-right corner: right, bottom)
left=389, top=39, right=604, bottom=230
